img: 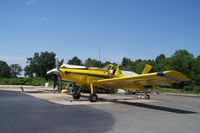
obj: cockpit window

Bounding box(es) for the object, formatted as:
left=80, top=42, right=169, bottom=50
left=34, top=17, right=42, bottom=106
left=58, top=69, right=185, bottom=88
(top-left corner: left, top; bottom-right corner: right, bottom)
left=104, top=65, right=116, bottom=75
left=104, top=65, right=110, bottom=70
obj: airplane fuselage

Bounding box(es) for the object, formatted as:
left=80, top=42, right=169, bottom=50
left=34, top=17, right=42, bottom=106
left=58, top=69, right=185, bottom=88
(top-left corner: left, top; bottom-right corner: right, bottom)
left=58, top=64, right=124, bottom=87
left=59, top=68, right=115, bottom=86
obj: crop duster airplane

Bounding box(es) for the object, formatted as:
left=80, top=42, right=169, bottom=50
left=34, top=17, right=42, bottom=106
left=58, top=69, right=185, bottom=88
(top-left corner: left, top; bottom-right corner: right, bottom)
left=47, top=57, right=190, bottom=102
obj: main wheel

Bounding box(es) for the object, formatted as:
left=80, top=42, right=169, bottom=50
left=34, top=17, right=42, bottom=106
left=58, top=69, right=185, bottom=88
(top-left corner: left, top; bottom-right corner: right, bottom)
left=73, top=92, right=81, bottom=99
left=89, top=94, right=98, bottom=102
left=144, top=94, right=150, bottom=99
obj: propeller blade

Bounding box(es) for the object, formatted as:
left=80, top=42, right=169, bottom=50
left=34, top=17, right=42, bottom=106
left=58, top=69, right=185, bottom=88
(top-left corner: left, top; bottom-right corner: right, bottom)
left=52, top=56, right=64, bottom=89
left=55, top=56, right=59, bottom=70
left=59, top=59, right=64, bottom=68
left=55, top=56, right=64, bottom=69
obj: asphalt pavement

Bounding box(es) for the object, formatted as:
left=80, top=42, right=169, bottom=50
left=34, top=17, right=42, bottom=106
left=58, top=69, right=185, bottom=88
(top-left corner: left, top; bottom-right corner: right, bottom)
left=0, top=88, right=200, bottom=133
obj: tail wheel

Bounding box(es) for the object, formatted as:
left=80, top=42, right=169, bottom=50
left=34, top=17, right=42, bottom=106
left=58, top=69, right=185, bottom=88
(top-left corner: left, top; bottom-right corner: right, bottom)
left=89, top=94, right=98, bottom=102
left=73, top=92, right=81, bottom=99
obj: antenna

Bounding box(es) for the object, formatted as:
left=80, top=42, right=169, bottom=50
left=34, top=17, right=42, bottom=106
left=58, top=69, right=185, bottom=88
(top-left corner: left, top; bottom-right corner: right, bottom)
left=98, top=46, right=101, bottom=68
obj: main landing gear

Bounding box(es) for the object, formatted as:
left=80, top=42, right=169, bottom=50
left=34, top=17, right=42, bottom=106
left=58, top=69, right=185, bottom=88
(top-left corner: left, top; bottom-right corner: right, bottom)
left=144, top=94, right=150, bottom=99
left=138, top=92, right=150, bottom=99
left=72, top=84, right=99, bottom=102
left=73, top=92, right=81, bottom=99
left=89, top=84, right=98, bottom=102
left=89, top=93, right=98, bottom=102
left=72, top=86, right=81, bottom=100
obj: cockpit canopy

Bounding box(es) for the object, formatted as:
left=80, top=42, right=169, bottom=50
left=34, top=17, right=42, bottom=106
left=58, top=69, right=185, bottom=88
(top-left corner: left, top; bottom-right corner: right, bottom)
left=104, top=64, right=122, bottom=76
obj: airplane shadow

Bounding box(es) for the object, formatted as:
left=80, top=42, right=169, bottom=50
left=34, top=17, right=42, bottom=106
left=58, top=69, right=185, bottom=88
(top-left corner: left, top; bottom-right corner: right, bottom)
left=25, top=90, right=59, bottom=94
left=80, top=95, right=197, bottom=114
left=25, top=90, right=44, bottom=93
left=114, top=101, right=198, bottom=114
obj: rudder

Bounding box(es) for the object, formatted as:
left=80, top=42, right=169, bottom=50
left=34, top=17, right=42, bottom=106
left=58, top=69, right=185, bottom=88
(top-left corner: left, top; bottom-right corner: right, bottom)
left=142, top=64, right=153, bottom=74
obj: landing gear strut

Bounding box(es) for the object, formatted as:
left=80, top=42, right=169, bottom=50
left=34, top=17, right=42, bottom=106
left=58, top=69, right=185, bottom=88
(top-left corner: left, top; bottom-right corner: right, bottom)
left=89, top=84, right=98, bottom=102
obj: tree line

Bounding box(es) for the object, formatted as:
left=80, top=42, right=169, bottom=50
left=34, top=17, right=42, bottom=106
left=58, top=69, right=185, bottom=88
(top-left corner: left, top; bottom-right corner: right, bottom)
left=0, top=61, right=22, bottom=78
left=0, top=49, right=200, bottom=92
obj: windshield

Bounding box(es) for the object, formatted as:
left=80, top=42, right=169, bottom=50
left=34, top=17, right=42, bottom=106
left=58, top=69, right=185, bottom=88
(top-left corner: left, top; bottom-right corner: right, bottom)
left=103, top=65, right=112, bottom=71
left=104, top=64, right=116, bottom=75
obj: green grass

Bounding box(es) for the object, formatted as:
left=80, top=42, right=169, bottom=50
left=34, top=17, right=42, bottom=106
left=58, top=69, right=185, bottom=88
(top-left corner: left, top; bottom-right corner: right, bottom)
left=154, top=87, right=181, bottom=93
left=155, top=87, right=200, bottom=96
left=0, top=77, right=54, bottom=86
left=0, top=77, right=200, bottom=96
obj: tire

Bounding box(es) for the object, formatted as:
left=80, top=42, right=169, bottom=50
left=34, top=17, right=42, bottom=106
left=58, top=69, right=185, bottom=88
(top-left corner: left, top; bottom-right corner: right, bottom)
left=89, top=94, right=98, bottom=102
left=145, top=94, right=150, bottom=99
left=73, top=92, right=81, bottom=99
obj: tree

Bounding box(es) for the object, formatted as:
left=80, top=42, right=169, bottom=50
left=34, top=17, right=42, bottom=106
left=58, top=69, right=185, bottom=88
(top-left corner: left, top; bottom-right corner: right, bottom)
left=84, top=58, right=100, bottom=67
left=101, top=61, right=111, bottom=67
left=155, top=54, right=167, bottom=71
left=10, top=64, right=22, bottom=77
left=155, top=54, right=165, bottom=63
left=0, top=60, right=11, bottom=78
left=191, top=56, right=200, bottom=85
left=167, top=49, right=193, bottom=89
left=170, top=49, right=193, bottom=75
left=25, top=51, right=56, bottom=78
left=121, top=57, right=131, bottom=67
left=134, top=59, right=147, bottom=74
left=119, top=57, right=134, bottom=71
left=67, top=57, right=83, bottom=65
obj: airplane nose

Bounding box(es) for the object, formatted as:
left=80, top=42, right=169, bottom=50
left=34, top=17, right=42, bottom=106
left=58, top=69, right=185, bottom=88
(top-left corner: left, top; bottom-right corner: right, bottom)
left=47, top=56, right=64, bottom=89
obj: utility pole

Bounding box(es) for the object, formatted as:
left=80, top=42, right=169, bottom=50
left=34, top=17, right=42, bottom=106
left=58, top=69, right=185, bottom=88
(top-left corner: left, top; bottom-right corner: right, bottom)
left=98, top=46, right=101, bottom=68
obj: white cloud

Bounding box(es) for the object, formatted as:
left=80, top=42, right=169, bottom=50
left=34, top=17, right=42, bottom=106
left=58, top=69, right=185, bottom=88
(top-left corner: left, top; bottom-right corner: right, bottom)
left=0, top=56, right=26, bottom=61
left=26, top=0, right=36, bottom=6
left=32, top=17, right=49, bottom=22
left=41, top=17, right=48, bottom=21
left=0, top=56, right=27, bottom=67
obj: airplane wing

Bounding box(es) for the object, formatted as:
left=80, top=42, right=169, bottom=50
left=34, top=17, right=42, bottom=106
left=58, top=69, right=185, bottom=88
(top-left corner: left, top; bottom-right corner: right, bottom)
left=93, top=70, right=190, bottom=89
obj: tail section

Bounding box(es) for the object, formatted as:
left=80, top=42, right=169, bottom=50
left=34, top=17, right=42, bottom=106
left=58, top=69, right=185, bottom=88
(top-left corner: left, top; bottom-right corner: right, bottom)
left=142, top=64, right=153, bottom=74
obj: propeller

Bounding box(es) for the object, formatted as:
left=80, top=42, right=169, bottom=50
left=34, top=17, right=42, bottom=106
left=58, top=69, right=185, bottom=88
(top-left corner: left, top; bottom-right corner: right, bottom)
left=47, top=56, right=64, bottom=89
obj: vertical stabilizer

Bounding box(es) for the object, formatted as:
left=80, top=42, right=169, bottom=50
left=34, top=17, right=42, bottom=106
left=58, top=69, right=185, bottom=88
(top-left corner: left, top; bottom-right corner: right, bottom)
left=142, top=64, right=153, bottom=74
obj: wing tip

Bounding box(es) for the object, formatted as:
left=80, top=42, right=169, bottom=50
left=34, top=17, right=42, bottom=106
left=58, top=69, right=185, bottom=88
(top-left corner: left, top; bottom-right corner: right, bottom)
left=164, top=70, right=190, bottom=81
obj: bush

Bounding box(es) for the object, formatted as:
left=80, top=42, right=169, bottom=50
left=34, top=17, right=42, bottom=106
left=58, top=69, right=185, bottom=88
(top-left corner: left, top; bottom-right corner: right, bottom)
left=0, top=77, right=49, bottom=86
left=192, top=86, right=200, bottom=93
left=31, top=78, right=47, bottom=86
left=183, top=85, right=193, bottom=92
left=183, top=85, right=200, bottom=93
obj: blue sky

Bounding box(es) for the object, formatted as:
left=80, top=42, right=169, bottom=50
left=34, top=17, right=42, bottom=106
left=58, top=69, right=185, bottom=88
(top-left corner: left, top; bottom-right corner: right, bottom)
left=0, top=0, right=200, bottom=67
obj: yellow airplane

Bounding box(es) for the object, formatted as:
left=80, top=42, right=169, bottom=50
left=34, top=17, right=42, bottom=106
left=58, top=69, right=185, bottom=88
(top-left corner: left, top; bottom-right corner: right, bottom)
left=47, top=57, right=190, bottom=102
